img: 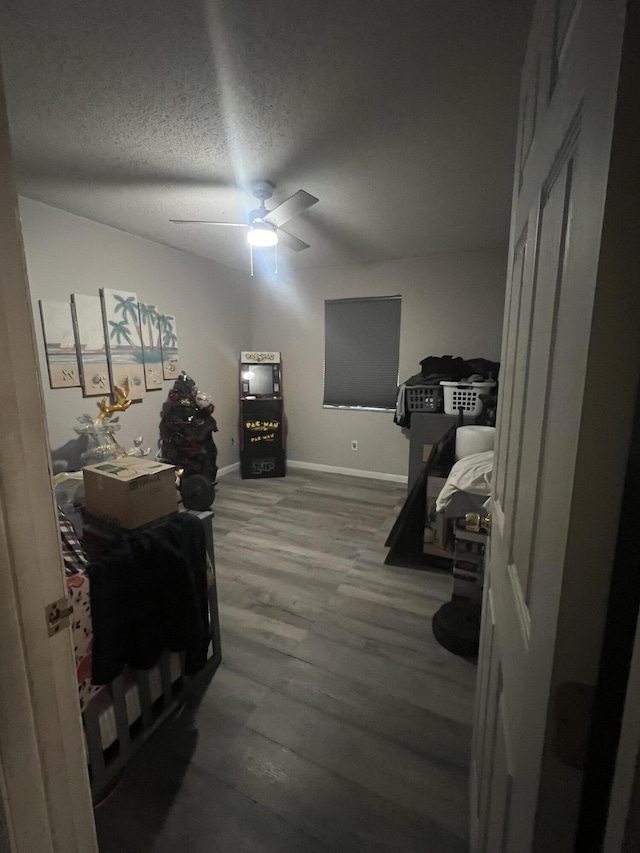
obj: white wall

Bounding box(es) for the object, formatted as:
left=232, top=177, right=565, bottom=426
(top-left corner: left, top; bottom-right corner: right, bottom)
left=251, top=250, right=507, bottom=478
left=20, top=199, right=506, bottom=480
left=19, top=198, right=250, bottom=470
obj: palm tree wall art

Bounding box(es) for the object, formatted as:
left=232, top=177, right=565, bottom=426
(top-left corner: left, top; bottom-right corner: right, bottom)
left=38, top=289, right=180, bottom=402
left=100, top=288, right=146, bottom=400
left=139, top=302, right=163, bottom=390
left=158, top=313, right=180, bottom=380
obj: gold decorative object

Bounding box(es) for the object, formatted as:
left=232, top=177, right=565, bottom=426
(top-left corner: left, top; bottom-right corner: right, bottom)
left=97, top=378, right=132, bottom=420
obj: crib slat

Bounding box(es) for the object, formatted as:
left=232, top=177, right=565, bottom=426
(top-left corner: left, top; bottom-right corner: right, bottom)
left=136, top=669, right=154, bottom=728
left=159, top=650, right=173, bottom=705
left=110, top=674, right=131, bottom=752
left=83, top=698, right=106, bottom=779
left=208, top=583, right=222, bottom=667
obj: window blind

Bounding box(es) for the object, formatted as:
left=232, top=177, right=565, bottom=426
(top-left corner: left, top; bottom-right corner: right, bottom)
left=323, top=296, right=401, bottom=409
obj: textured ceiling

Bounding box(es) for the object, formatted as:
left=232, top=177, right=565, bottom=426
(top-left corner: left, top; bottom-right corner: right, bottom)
left=0, top=0, right=532, bottom=271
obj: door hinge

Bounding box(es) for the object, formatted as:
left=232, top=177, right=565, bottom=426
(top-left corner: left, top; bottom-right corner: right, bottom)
left=553, top=681, right=595, bottom=769
left=45, top=597, right=73, bottom=637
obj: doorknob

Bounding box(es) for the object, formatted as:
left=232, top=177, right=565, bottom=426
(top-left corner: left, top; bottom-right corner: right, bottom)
left=464, top=511, right=491, bottom=534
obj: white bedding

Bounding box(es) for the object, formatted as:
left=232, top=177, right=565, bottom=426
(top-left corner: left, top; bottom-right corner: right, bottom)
left=436, top=450, right=494, bottom=513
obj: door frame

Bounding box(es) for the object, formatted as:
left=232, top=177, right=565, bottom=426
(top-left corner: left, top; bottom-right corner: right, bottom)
left=0, top=63, right=98, bottom=852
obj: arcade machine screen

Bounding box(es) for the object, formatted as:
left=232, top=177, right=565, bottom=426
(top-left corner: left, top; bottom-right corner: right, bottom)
left=244, top=364, right=278, bottom=397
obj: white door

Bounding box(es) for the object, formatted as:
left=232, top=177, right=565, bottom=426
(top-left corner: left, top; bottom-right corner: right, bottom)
left=471, top=0, right=638, bottom=850
left=0, top=64, right=98, bottom=852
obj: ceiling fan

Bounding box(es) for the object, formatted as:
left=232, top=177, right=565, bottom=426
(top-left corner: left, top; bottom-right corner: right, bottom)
left=170, top=181, right=318, bottom=273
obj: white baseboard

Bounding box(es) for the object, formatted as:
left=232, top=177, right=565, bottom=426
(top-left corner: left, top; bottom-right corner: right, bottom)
left=217, top=461, right=240, bottom=478
left=287, top=459, right=407, bottom=484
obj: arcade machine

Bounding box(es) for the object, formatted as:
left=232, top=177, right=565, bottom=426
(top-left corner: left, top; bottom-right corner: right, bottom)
left=239, top=351, right=286, bottom=479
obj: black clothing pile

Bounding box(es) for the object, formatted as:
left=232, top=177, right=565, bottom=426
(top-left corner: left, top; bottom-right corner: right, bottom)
left=417, top=355, right=499, bottom=385
left=88, top=513, right=210, bottom=685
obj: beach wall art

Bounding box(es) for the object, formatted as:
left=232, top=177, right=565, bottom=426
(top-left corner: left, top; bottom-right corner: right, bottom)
left=37, top=288, right=180, bottom=401
left=138, top=302, right=163, bottom=390
left=71, top=293, right=109, bottom=396
left=159, top=313, right=180, bottom=379
left=39, top=300, right=81, bottom=388
left=101, top=288, right=146, bottom=401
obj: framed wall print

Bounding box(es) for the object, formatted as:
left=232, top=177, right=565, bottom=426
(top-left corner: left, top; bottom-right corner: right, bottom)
left=71, top=293, right=109, bottom=396
left=138, top=302, right=164, bottom=390
left=38, top=299, right=81, bottom=389
left=159, top=312, right=180, bottom=380
left=101, top=288, right=145, bottom=400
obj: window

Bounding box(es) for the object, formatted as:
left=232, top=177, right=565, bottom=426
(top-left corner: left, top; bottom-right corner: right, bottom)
left=323, top=296, right=401, bottom=410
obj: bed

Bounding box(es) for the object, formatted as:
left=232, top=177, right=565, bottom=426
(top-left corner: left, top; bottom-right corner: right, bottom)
left=59, top=506, right=221, bottom=803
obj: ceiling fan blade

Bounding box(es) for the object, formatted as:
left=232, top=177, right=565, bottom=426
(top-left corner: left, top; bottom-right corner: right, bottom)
left=277, top=228, right=311, bottom=253
left=264, top=190, right=318, bottom=228
left=169, top=220, right=247, bottom=226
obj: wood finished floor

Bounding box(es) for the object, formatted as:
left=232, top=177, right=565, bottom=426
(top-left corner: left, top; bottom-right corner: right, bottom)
left=95, top=469, right=476, bottom=853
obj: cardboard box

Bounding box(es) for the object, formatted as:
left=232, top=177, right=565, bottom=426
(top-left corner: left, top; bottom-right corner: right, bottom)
left=83, top=458, right=178, bottom=529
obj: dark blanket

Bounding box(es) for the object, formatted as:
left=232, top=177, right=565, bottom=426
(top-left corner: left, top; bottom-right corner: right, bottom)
left=88, top=513, right=210, bottom=685
left=385, top=425, right=457, bottom=566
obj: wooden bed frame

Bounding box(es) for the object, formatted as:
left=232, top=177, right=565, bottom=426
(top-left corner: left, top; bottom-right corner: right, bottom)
left=82, top=510, right=221, bottom=803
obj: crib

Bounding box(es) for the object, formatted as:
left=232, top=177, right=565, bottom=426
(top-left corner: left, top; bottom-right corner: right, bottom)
left=62, top=507, right=221, bottom=803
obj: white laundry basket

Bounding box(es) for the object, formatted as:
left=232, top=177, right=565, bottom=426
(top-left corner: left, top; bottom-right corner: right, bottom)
left=441, top=381, right=496, bottom=416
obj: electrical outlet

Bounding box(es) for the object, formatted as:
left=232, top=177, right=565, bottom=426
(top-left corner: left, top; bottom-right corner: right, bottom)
left=350, top=440, right=358, bottom=451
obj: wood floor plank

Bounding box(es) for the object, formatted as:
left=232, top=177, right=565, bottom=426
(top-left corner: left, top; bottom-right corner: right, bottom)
left=216, top=537, right=351, bottom=583
left=311, top=611, right=477, bottom=685
left=293, top=632, right=474, bottom=725
left=218, top=602, right=310, bottom=655
left=219, top=629, right=300, bottom=689
left=216, top=562, right=337, bottom=614
left=348, top=557, right=453, bottom=598
left=95, top=742, right=332, bottom=853
left=191, top=665, right=270, bottom=725
left=211, top=728, right=468, bottom=853
left=246, top=689, right=469, bottom=839
left=326, top=589, right=450, bottom=640
left=341, top=567, right=451, bottom=610
left=272, top=656, right=472, bottom=770
left=336, top=579, right=445, bottom=619
left=217, top=576, right=317, bottom=630
left=96, top=469, right=475, bottom=853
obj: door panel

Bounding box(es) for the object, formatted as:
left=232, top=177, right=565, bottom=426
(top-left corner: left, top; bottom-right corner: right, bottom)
left=513, top=136, right=576, bottom=598
left=471, top=1, right=630, bottom=850
left=485, top=700, right=514, bottom=853
left=501, top=230, right=533, bottom=529
left=493, top=233, right=527, bottom=508
left=550, top=0, right=581, bottom=95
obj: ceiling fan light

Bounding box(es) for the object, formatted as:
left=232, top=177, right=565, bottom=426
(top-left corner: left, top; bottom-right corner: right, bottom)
left=247, top=222, right=278, bottom=248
